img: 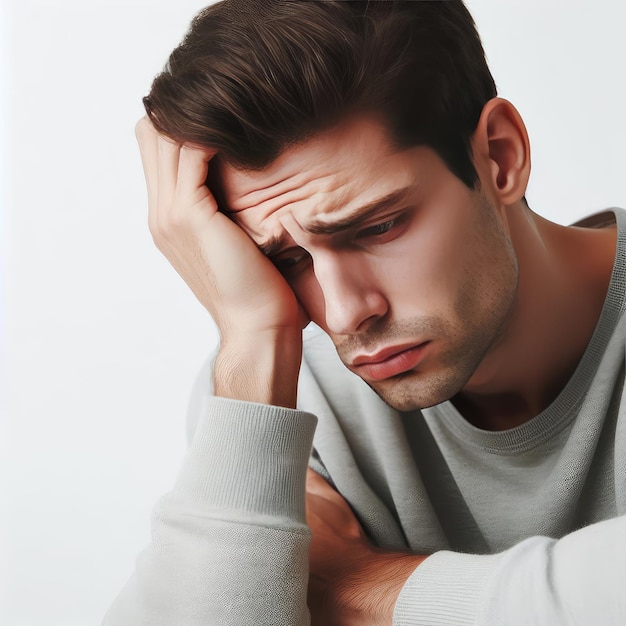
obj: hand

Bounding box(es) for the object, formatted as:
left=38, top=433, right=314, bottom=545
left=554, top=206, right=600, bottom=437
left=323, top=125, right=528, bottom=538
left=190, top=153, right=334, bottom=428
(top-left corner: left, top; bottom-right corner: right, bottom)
left=306, top=470, right=426, bottom=626
left=135, top=118, right=304, bottom=406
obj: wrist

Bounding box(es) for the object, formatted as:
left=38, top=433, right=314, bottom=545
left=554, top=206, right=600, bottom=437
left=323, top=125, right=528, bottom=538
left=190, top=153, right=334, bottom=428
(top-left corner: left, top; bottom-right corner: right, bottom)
left=214, top=328, right=302, bottom=408
left=336, top=549, right=425, bottom=626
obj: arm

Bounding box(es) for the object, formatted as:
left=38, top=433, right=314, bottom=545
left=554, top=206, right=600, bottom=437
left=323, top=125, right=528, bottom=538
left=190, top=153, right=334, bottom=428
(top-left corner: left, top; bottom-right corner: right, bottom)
left=306, top=470, right=626, bottom=625
left=104, top=120, right=312, bottom=624
left=394, top=515, right=626, bottom=625
left=104, top=397, right=316, bottom=625
left=134, top=117, right=305, bottom=407
left=306, top=469, right=425, bottom=626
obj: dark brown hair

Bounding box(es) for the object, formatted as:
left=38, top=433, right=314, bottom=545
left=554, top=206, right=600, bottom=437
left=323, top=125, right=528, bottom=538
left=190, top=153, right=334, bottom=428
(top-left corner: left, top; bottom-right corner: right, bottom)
left=144, top=0, right=497, bottom=187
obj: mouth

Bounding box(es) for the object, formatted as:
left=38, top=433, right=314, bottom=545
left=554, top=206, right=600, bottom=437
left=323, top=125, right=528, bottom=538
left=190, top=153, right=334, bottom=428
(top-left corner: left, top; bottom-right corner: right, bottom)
left=350, top=342, right=429, bottom=382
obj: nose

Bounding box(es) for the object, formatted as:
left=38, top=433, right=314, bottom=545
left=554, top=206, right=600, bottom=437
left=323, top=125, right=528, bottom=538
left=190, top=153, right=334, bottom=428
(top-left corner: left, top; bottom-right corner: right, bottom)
left=312, top=251, right=388, bottom=335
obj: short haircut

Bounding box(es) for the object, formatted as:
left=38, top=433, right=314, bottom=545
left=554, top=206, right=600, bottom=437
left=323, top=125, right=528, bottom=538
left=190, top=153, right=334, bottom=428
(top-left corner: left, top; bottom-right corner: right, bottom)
left=144, top=0, right=497, bottom=188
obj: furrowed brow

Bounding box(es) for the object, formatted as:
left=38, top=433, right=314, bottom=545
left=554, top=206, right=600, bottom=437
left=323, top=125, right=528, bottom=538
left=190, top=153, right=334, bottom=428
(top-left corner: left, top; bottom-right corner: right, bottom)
left=256, top=185, right=417, bottom=256
left=258, top=234, right=289, bottom=257
left=304, top=186, right=416, bottom=235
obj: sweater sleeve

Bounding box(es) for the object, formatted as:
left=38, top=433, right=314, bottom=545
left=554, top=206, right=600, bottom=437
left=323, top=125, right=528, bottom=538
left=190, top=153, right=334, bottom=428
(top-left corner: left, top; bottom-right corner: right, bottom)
left=393, top=513, right=626, bottom=625
left=103, top=396, right=317, bottom=626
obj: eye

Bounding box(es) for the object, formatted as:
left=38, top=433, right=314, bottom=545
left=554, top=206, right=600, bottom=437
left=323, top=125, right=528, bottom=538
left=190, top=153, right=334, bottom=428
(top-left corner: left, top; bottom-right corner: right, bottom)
left=356, top=217, right=404, bottom=241
left=272, top=248, right=312, bottom=277
left=362, top=219, right=396, bottom=237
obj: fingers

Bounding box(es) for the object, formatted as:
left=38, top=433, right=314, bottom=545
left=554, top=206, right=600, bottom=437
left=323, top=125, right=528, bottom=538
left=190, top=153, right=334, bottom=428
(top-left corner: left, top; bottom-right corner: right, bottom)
left=135, top=116, right=218, bottom=240
left=135, top=116, right=215, bottom=200
left=135, top=117, right=159, bottom=208
left=306, top=469, right=339, bottom=499
left=306, top=468, right=326, bottom=490
left=136, top=117, right=172, bottom=236
left=156, top=132, right=180, bottom=205
left=177, top=144, right=216, bottom=192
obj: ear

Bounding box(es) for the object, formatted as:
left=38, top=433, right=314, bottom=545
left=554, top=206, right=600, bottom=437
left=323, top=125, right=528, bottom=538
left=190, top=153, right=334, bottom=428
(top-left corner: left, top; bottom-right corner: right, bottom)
left=470, top=98, right=531, bottom=205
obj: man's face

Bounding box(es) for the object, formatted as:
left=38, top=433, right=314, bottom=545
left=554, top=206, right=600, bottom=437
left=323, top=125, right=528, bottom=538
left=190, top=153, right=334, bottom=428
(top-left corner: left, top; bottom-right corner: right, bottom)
left=218, top=116, right=519, bottom=410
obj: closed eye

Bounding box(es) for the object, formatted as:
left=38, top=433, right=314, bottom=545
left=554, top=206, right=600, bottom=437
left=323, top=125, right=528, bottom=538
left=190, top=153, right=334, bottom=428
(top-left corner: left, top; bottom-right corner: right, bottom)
left=270, top=211, right=411, bottom=276
left=271, top=248, right=312, bottom=277
left=358, top=219, right=397, bottom=238
left=355, top=213, right=409, bottom=242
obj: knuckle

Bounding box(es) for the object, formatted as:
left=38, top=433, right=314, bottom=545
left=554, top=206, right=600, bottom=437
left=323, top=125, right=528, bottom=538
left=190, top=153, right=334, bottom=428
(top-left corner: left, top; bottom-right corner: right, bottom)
left=148, top=218, right=164, bottom=246
left=147, top=212, right=159, bottom=236
left=134, top=117, right=154, bottom=142
left=149, top=225, right=172, bottom=254
left=149, top=209, right=187, bottom=242
left=149, top=230, right=162, bottom=252
left=162, top=206, right=184, bottom=230
left=134, top=118, right=147, bottom=139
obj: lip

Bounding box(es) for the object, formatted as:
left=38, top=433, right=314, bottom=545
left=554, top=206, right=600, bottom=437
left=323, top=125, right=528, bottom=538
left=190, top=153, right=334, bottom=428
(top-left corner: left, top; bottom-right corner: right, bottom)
left=351, top=342, right=429, bottom=381
left=351, top=343, right=424, bottom=366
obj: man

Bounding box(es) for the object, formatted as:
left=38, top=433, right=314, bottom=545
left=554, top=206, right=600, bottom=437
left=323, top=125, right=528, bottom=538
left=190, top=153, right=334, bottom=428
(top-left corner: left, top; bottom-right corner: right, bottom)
left=106, top=1, right=625, bottom=624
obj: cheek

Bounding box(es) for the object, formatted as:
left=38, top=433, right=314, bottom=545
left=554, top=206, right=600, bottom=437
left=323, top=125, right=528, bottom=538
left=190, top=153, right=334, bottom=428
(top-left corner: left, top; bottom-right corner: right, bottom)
left=375, top=222, right=472, bottom=312
left=290, top=202, right=487, bottom=324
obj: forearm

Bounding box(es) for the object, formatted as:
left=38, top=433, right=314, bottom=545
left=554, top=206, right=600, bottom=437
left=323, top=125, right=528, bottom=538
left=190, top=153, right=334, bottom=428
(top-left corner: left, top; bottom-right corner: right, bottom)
left=214, top=328, right=303, bottom=408
left=311, top=511, right=626, bottom=625
left=122, top=117, right=313, bottom=625
left=306, top=468, right=427, bottom=626
left=333, top=550, right=426, bottom=626
left=333, top=515, right=626, bottom=625
left=393, top=515, right=626, bottom=625
left=104, top=396, right=317, bottom=625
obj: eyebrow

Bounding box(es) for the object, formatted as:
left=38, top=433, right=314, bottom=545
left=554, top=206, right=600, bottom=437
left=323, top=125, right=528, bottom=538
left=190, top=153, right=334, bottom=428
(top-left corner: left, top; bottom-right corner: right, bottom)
left=258, top=185, right=416, bottom=257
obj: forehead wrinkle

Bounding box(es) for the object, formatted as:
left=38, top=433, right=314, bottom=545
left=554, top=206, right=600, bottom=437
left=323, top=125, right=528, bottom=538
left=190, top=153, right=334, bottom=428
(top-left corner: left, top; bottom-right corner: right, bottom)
left=240, top=210, right=295, bottom=258
left=251, top=187, right=344, bottom=255
left=255, top=184, right=417, bottom=256
left=227, top=170, right=337, bottom=213
left=227, top=172, right=296, bottom=212
left=230, top=178, right=351, bottom=257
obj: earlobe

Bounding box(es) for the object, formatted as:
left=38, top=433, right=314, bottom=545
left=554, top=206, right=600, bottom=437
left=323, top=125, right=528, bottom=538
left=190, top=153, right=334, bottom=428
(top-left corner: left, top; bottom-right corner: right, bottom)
left=471, top=98, right=531, bottom=205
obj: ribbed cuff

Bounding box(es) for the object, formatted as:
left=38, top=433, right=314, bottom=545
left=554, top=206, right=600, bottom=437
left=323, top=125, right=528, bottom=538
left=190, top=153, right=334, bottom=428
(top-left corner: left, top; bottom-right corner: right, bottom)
left=393, top=550, right=504, bottom=625
left=173, top=396, right=317, bottom=524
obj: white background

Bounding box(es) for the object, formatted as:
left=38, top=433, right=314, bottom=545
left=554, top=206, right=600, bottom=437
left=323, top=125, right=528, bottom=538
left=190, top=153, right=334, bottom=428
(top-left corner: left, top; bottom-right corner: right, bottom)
left=2, top=1, right=625, bottom=624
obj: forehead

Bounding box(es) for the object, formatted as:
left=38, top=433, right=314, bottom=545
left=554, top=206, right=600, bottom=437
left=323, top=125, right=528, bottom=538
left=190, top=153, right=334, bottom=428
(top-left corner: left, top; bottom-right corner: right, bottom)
left=215, top=116, right=426, bottom=241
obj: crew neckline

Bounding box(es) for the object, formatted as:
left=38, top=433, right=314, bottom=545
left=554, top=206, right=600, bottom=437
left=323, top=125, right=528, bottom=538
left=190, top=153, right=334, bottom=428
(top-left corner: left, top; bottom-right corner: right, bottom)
left=430, top=208, right=626, bottom=454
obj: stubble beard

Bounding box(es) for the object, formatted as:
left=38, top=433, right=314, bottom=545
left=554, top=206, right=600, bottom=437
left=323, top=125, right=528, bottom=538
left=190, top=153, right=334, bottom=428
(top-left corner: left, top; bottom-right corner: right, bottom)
left=336, top=193, right=520, bottom=412
left=368, top=275, right=518, bottom=412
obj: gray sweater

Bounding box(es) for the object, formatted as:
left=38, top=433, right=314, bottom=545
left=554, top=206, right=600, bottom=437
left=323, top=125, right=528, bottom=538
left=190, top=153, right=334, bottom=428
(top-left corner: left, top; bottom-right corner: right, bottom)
left=105, top=209, right=626, bottom=625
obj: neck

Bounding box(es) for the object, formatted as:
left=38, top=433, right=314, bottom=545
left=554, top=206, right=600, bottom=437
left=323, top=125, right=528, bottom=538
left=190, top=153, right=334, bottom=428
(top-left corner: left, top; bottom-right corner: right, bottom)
left=453, top=205, right=617, bottom=431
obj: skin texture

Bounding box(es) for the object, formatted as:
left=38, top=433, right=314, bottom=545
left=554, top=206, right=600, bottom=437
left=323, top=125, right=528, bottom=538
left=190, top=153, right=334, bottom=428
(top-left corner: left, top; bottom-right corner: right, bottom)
left=135, top=117, right=304, bottom=408
left=305, top=469, right=424, bottom=626
left=218, top=117, right=520, bottom=412
left=135, top=97, right=617, bottom=624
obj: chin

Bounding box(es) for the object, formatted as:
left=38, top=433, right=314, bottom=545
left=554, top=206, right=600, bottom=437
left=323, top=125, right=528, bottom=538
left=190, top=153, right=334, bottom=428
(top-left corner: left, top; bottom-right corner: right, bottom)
left=369, top=365, right=474, bottom=412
